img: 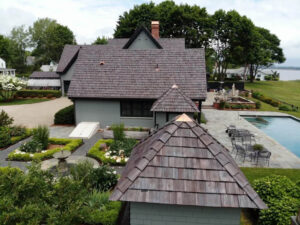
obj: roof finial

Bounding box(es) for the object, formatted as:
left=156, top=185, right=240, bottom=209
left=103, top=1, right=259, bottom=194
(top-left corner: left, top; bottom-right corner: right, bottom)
left=176, top=113, right=192, bottom=122
left=172, top=84, right=178, bottom=89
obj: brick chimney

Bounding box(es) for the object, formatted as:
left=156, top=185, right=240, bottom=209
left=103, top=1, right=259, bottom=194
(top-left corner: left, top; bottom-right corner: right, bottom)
left=151, top=21, right=159, bottom=39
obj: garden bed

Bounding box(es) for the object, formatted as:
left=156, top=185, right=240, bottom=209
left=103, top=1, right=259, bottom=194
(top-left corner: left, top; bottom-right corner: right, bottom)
left=0, top=127, right=32, bottom=150
left=87, top=138, right=138, bottom=165
left=8, top=138, right=83, bottom=161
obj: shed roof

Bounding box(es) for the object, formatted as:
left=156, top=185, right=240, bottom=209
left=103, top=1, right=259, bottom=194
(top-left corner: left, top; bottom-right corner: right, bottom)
left=110, top=114, right=267, bottom=209
left=151, top=84, right=199, bottom=112
left=30, top=71, right=60, bottom=79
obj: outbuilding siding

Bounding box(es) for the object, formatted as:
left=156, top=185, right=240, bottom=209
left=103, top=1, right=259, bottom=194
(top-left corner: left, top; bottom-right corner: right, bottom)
left=131, top=203, right=241, bottom=225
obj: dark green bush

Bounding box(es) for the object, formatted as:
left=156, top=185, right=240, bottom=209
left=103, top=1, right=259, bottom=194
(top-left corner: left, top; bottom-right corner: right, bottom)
left=0, top=127, right=11, bottom=148
left=279, top=105, right=291, bottom=111
left=219, top=100, right=226, bottom=109
left=54, top=105, right=75, bottom=125
left=253, top=144, right=264, bottom=151
left=33, top=125, right=49, bottom=149
left=0, top=110, right=13, bottom=127
left=9, top=125, right=26, bottom=137
left=19, top=140, right=43, bottom=153
left=110, top=138, right=137, bottom=157
left=255, top=101, right=261, bottom=109
left=111, top=123, right=125, bottom=141
left=16, top=89, right=62, bottom=98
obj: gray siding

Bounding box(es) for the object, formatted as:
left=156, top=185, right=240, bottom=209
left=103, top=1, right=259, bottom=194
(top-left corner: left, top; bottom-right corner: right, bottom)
left=75, top=99, right=154, bottom=128
left=131, top=203, right=241, bottom=225
left=128, top=31, right=158, bottom=50
left=60, top=62, right=75, bottom=94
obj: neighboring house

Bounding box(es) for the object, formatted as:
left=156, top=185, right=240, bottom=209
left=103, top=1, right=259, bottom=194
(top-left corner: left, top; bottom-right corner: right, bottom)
left=110, top=114, right=267, bottom=225
left=0, top=57, right=15, bottom=76
left=56, top=21, right=207, bottom=128
left=28, top=71, right=61, bottom=90
left=40, top=62, right=58, bottom=72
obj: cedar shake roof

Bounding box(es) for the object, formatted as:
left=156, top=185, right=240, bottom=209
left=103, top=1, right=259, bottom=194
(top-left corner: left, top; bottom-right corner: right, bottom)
left=110, top=114, right=267, bottom=209
left=56, top=45, right=81, bottom=73
left=30, top=71, right=59, bottom=79
left=151, top=84, right=199, bottom=113
left=67, top=46, right=206, bottom=100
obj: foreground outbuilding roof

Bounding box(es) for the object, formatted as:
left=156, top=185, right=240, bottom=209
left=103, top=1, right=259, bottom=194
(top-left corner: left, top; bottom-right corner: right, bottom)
left=110, top=114, right=267, bottom=209
left=151, top=84, right=199, bottom=113
left=30, top=71, right=60, bottom=79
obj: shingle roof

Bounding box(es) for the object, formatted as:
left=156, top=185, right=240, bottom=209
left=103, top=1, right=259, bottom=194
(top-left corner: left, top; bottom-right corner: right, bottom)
left=29, top=71, right=60, bottom=79
left=68, top=46, right=207, bottom=100
left=110, top=114, right=267, bottom=209
left=151, top=84, right=199, bottom=112
left=56, top=45, right=80, bottom=73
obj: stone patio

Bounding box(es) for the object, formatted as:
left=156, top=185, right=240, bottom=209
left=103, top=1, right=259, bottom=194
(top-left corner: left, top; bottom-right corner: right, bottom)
left=201, top=109, right=300, bottom=168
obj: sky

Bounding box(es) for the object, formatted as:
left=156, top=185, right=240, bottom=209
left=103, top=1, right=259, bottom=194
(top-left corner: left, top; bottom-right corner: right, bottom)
left=0, top=0, right=299, bottom=66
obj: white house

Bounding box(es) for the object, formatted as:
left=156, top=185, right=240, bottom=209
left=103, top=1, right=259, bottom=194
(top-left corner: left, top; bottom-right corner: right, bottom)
left=40, top=61, right=58, bottom=72
left=0, top=57, right=15, bottom=76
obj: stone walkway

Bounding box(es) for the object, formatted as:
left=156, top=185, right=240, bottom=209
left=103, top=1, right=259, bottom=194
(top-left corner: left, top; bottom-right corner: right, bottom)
left=201, top=109, right=300, bottom=168
left=0, top=97, right=72, bottom=128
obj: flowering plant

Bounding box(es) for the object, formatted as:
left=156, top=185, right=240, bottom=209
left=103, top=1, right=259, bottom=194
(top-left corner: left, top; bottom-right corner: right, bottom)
left=0, top=75, right=27, bottom=101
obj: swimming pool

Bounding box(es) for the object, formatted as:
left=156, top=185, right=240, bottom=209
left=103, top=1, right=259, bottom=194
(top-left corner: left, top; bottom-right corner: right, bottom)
left=243, top=116, right=300, bottom=157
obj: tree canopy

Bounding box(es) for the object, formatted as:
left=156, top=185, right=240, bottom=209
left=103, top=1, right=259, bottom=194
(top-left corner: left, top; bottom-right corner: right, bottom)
left=92, top=36, right=108, bottom=45
left=114, top=0, right=285, bottom=80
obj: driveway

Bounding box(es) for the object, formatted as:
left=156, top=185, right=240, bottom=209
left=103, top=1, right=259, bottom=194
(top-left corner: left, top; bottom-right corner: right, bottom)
left=0, top=97, right=72, bottom=128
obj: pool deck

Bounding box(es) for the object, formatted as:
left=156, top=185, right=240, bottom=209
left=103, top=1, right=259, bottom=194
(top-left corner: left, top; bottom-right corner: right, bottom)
left=201, top=109, right=300, bottom=168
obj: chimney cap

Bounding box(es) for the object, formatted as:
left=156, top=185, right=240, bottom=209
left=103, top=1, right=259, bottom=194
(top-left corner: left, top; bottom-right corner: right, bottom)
left=151, top=21, right=159, bottom=25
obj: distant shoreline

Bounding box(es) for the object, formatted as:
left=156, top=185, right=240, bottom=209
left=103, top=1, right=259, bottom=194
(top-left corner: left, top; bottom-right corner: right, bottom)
left=269, top=66, right=300, bottom=70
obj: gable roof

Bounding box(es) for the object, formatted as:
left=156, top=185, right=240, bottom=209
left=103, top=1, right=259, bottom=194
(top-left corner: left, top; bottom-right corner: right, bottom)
left=151, top=84, right=199, bottom=112
left=110, top=114, right=267, bottom=209
left=56, top=45, right=80, bottom=73
left=29, top=71, right=59, bottom=79
left=68, top=46, right=206, bottom=100
left=123, top=26, right=162, bottom=49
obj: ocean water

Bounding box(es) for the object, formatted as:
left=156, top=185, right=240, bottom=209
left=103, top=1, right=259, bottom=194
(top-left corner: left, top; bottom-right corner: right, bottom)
left=260, top=69, right=300, bottom=81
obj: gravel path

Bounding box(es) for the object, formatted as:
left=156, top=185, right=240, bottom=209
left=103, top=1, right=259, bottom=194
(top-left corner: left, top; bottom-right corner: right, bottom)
left=0, top=97, right=72, bottom=128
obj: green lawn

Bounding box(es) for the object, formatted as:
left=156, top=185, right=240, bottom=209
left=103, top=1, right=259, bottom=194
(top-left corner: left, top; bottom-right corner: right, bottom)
left=241, top=167, right=300, bottom=185
left=0, top=98, right=50, bottom=106
left=245, top=81, right=300, bottom=118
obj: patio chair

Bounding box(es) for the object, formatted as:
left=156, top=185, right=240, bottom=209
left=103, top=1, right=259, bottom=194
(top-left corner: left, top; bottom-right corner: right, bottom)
left=233, top=144, right=256, bottom=162
left=242, top=134, right=256, bottom=146
left=226, top=125, right=236, bottom=135
left=256, top=150, right=271, bottom=167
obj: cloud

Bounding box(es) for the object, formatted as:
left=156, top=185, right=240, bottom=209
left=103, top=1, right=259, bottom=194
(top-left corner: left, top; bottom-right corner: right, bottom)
left=0, top=0, right=299, bottom=66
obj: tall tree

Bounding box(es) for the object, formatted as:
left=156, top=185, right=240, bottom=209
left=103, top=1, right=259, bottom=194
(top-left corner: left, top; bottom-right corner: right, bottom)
left=0, top=35, right=10, bottom=63
left=30, top=18, right=76, bottom=64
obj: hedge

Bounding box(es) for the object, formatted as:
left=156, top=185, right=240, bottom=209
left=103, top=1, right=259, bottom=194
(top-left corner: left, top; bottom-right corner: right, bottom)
left=54, top=105, right=75, bottom=125
left=0, top=128, right=32, bottom=149
left=252, top=92, right=281, bottom=107
left=16, top=90, right=62, bottom=98
left=8, top=138, right=82, bottom=161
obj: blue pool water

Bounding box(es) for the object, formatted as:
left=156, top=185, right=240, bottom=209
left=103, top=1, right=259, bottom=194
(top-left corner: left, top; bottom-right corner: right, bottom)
left=243, top=116, right=300, bottom=157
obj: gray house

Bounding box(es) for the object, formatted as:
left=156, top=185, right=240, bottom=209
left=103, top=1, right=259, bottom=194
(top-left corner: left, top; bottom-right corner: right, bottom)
left=28, top=71, right=61, bottom=89
left=110, top=114, right=267, bottom=225
left=56, top=21, right=207, bottom=128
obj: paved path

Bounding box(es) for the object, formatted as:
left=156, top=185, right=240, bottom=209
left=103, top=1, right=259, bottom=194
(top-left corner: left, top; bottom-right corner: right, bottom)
left=201, top=109, right=300, bottom=168
left=0, top=97, right=72, bottom=128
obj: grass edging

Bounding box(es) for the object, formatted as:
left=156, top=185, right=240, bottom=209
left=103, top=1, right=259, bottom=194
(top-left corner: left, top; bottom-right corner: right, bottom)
left=87, top=139, right=128, bottom=165
left=8, top=138, right=83, bottom=161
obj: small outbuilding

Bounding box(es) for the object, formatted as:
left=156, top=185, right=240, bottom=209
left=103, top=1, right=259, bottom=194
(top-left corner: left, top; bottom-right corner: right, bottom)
left=110, top=114, right=267, bottom=225
left=151, top=84, right=200, bottom=128
left=28, top=71, right=61, bottom=90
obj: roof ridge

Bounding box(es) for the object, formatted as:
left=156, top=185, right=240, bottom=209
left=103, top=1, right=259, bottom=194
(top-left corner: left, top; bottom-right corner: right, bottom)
left=186, top=121, right=266, bottom=209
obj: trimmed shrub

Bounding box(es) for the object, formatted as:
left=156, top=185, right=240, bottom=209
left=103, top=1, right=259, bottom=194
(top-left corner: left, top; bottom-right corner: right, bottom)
left=16, top=89, right=61, bottom=98
left=255, top=101, right=261, bottom=109
left=253, top=175, right=300, bottom=225
left=0, top=110, right=13, bottom=127
left=32, top=125, right=49, bottom=149
left=54, top=105, right=75, bottom=125
left=111, top=123, right=125, bottom=141
left=0, top=127, right=11, bottom=148
left=279, top=105, right=291, bottom=111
